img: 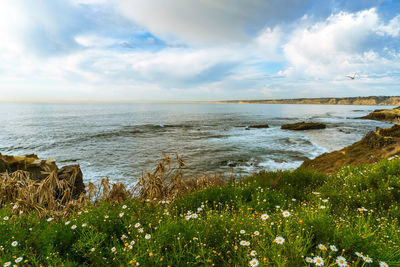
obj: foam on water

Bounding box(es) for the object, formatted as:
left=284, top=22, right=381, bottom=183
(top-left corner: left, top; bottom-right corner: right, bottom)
left=0, top=103, right=394, bottom=184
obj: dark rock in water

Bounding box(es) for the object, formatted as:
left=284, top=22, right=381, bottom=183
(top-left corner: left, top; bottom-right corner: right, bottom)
left=0, top=153, right=85, bottom=199
left=281, top=122, right=326, bottom=131
left=58, top=165, right=86, bottom=199
left=248, top=124, right=269, bottom=129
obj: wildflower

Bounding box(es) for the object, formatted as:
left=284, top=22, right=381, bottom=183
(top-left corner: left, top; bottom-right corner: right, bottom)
left=318, top=244, right=327, bottom=251
left=15, top=257, right=23, bottom=263
left=240, top=240, right=250, bottom=246
left=90, top=248, right=95, bottom=252
left=330, top=245, right=338, bottom=252
left=11, top=241, right=18, bottom=247
left=47, top=217, right=54, bottom=222
left=191, top=213, right=199, bottom=219
left=121, top=234, right=127, bottom=240
left=363, top=255, right=373, bottom=263
left=130, top=240, right=135, bottom=245
left=274, top=236, right=285, bottom=245
left=3, top=262, right=11, bottom=267
left=111, top=247, right=116, bottom=252
left=71, top=225, right=77, bottom=229
left=305, top=257, right=313, bottom=263
left=3, top=216, right=9, bottom=221
left=122, top=205, right=127, bottom=209
left=261, top=214, right=269, bottom=220
left=379, top=262, right=389, bottom=267
left=128, top=245, right=133, bottom=250
left=119, top=212, right=124, bottom=217
left=358, top=207, right=368, bottom=212
left=282, top=211, right=291, bottom=217
left=240, top=230, right=246, bottom=234
left=336, top=256, right=347, bottom=267
left=322, top=199, right=328, bottom=203
left=82, top=223, right=87, bottom=227
left=313, top=256, right=324, bottom=266
left=138, top=228, right=144, bottom=233
left=104, top=215, right=109, bottom=219
left=320, top=206, right=326, bottom=209
left=65, top=221, right=71, bottom=225
left=145, top=234, right=151, bottom=239
left=135, top=223, right=141, bottom=228
left=249, top=258, right=259, bottom=267
left=250, top=250, right=257, bottom=256
left=254, top=231, right=260, bottom=236
left=355, top=252, right=363, bottom=257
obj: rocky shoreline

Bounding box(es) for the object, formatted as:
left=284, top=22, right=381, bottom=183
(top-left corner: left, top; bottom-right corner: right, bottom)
left=0, top=154, right=85, bottom=199
left=359, top=106, right=400, bottom=124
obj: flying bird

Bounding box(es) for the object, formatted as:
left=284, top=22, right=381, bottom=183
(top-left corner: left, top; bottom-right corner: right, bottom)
left=345, top=72, right=358, bottom=80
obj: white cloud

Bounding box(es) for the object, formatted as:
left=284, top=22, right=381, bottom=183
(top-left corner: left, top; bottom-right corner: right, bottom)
left=282, top=8, right=399, bottom=80
left=117, top=0, right=311, bottom=43
left=377, top=15, right=400, bottom=37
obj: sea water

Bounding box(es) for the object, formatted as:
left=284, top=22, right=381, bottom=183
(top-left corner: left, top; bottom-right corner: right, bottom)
left=0, top=103, right=393, bottom=186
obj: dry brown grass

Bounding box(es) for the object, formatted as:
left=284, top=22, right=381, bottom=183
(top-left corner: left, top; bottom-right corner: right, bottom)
left=0, top=155, right=227, bottom=218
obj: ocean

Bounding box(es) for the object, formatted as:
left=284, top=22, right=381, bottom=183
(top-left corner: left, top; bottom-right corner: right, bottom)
left=0, top=103, right=393, bottom=186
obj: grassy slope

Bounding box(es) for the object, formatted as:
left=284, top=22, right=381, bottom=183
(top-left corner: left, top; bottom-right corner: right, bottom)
left=1, top=160, right=400, bottom=266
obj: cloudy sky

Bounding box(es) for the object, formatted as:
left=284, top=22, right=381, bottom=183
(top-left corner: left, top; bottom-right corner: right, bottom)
left=0, top=0, right=399, bottom=102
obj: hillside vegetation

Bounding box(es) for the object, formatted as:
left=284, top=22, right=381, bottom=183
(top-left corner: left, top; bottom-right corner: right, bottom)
left=1, top=158, right=399, bottom=266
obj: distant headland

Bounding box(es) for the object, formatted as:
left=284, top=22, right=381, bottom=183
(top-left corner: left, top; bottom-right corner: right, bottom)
left=215, top=96, right=400, bottom=106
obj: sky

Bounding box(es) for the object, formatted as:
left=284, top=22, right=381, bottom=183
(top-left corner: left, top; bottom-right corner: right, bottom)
left=0, top=0, right=399, bottom=102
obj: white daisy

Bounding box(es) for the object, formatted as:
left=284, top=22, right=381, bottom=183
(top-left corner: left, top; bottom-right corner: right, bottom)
left=305, top=257, right=313, bottom=263
left=274, top=236, right=285, bottom=245
left=11, top=241, right=18, bottom=247
left=261, top=214, right=269, bottom=220
left=249, top=258, right=259, bottom=267
left=282, top=211, right=291, bottom=217
left=336, top=256, right=347, bottom=267
left=240, top=230, right=246, bottom=234
left=313, top=256, right=324, bottom=266
left=135, top=223, right=141, bottom=228
left=379, top=261, right=389, bottom=267
left=111, top=247, right=116, bottom=252
left=363, top=255, right=373, bottom=263
left=254, top=231, right=260, bottom=236
left=15, top=257, right=23, bottom=263
left=145, top=234, right=151, bottom=239
left=330, top=245, right=338, bottom=252
left=250, top=250, right=257, bottom=256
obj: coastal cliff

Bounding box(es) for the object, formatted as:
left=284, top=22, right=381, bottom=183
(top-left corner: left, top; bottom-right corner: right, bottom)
left=360, top=106, right=400, bottom=124
left=300, top=124, right=400, bottom=173
left=217, top=96, right=400, bottom=105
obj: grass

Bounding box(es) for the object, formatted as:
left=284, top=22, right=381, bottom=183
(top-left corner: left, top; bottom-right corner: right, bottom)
left=0, top=158, right=399, bottom=266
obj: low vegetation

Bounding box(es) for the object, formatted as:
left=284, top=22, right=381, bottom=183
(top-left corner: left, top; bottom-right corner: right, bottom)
left=0, top=156, right=399, bottom=266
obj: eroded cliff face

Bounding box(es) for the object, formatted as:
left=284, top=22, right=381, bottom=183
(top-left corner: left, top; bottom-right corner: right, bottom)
left=300, top=125, right=400, bottom=174
left=219, top=96, right=400, bottom=105
left=0, top=153, right=85, bottom=199
left=361, top=106, right=400, bottom=124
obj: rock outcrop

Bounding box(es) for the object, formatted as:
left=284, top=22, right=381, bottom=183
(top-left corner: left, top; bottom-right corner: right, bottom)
left=247, top=124, right=269, bottom=129
left=300, top=124, right=400, bottom=174
left=360, top=106, right=400, bottom=124
left=0, top=153, right=85, bottom=199
left=281, top=122, right=326, bottom=131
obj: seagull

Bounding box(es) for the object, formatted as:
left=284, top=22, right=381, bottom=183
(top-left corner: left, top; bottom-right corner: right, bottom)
left=345, top=72, right=358, bottom=79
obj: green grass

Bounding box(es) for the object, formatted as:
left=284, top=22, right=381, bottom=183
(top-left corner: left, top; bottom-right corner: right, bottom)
left=1, top=160, right=400, bottom=266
